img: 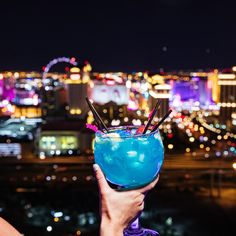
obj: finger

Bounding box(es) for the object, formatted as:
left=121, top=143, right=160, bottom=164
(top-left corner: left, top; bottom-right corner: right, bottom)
left=138, top=175, right=159, bottom=193
left=0, top=217, right=21, bottom=236
left=136, top=195, right=145, bottom=205
left=134, top=192, right=145, bottom=200
left=93, top=164, right=110, bottom=194
left=133, top=192, right=145, bottom=200
left=138, top=201, right=145, bottom=211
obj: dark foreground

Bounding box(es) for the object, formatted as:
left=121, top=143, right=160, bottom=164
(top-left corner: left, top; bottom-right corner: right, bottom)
left=0, top=180, right=235, bottom=236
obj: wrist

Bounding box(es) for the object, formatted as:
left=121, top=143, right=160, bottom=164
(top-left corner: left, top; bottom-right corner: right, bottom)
left=100, top=218, right=124, bottom=236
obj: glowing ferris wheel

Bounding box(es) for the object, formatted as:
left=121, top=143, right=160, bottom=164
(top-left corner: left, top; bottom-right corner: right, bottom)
left=42, top=57, right=78, bottom=84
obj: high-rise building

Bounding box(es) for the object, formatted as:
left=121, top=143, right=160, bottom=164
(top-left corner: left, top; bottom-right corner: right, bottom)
left=94, top=101, right=128, bottom=126
left=217, top=73, right=236, bottom=123
left=65, top=66, right=91, bottom=119
left=208, top=70, right=220, bottom=103
left=148, top=84, right=170, bottom=118
left=66, top=83, right=88, bottom=118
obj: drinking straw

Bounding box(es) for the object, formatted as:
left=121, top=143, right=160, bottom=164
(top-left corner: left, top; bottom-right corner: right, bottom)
left=85, top=98, right=103, bottom=131
left=85, top=97, right=109, bottom=132
left=151, top=110, right=172, bottom=132
left=142, top=100, right=161, bottom=134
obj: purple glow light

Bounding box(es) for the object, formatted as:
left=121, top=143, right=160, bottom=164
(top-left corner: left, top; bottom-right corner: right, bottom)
left=86, top=124, right=98, bottom=132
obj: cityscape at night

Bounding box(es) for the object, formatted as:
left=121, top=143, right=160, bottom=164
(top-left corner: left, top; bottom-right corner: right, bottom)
left=0, top=62, right=236, bottom=235
left=0, top=1, right=235, bottom=236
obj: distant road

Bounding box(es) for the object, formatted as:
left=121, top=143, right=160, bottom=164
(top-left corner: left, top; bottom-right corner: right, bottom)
left=0, top=152, right=234, bottom=170
left=163, top=153, right=234, bottom=170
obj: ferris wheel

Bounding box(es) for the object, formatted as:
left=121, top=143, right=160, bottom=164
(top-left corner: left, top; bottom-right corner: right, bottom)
left=42, top=57, right=78, bottom=84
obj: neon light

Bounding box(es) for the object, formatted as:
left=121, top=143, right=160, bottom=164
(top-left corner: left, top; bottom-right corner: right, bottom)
left=154, top=84, right=171, bottom=90
left=218, top=80, right=236, bottom=85
left=218, top=74, right=235, bottom=79
left=70, top=74, right=81, bottom=80
left=86, top=124, right=98, bottom=132
left=128, top=100, right=139, bottom=110
left=149, top=90, right=170, bottom=99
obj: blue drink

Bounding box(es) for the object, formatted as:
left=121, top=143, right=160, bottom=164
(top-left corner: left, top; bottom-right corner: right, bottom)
left=94, top=126, right=164, bottom=189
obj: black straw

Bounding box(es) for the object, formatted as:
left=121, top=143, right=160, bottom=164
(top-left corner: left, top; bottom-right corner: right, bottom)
left=85, top=97, right=109, bottom=132
left=151, top=110, right=172, bottom=132
left=142, top=100, right=161, bottom=134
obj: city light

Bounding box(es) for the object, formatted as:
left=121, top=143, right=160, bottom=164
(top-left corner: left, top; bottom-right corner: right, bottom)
left=0, top=61, right=235, bottom=200
left=0, top=1, right=235, bottom=235
left=233, top=163, right=236, bottom=170
left=46, top=226, right=52, bottom=232
left=218, top=74, right=235, bottom=79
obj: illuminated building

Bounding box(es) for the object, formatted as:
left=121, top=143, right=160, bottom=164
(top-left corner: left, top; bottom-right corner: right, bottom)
left=217, top=73, right=236, bottom=123
left=0, top=71, right=44, bottom=103
left=90, top=82, right=129, bottom=105
left=0, top=143, right=22, bottom=159
left=13, top=74, right=42, bottom=105
left=37, top=131, right=80, bottom=158
left=0, top=75, right=15, bottom=102
left=13, top=106, right=42, bottom=118
left=95, top=101, right=128, bottom=125
left=65, top=66, right=91, bottom=119
left=0, top=118, right=40, bottom=141
left=41, top=57, right=79, bottom=118
left=37, top=126, right=94, bottom=158
left=89, top=74, right=129, bottom=124
left=149, top=84, right=170, bottom=118
left=170, top=74, right=213, bottom=110
left=0, top=71, right=46, bottom=118
left=197, top=76, right=213, bottom=107
left=208, top=70, right=220, bottom=103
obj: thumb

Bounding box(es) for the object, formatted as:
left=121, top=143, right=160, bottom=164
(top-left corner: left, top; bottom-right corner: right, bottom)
left=93, top=164, right=110, bottom=194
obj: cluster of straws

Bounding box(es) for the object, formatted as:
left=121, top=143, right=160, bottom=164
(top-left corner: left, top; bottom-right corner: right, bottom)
left=85, top=97, right=172, bottom=133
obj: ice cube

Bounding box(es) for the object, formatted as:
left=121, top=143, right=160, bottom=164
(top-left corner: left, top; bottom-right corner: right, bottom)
left=103, top=154, right=113, bottom=164
left=106, top=132, right=121, bottom=140
left=139, top=153, right=145, bottom=162
left=137, top=137, right=149, bottom=145
left=131, top=128, right=137, bottom=135
left=154, top=132, right=161, bottom=140
left=127, top=150, right=137, bottom=157
left=111, top=141, right=120, bottom=151
left=95, top=136, right=103, bottom=143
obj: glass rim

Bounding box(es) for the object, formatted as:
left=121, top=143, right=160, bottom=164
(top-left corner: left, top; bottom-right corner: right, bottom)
left=95, top=125, right=160, bottom=139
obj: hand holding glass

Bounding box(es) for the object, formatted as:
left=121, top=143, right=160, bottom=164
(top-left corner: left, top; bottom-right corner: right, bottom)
left=94, top=126, right=164, bottom=235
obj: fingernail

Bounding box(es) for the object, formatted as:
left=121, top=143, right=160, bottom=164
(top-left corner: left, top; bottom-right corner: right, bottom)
left=93, top=164, right=99, bottom=172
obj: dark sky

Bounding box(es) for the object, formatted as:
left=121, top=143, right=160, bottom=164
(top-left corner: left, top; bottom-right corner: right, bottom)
left=0, top=0, right=235, bottom=72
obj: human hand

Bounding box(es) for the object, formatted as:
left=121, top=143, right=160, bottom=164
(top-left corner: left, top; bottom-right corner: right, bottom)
left=0, top=218, right=22, bottom=236
left=93, top=164, right=159, bottom=236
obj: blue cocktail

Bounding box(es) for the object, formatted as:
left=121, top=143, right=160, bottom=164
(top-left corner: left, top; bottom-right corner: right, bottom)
left=94, top=126, right=164, bottom=189
left=94, top=125, right=164, bottom=235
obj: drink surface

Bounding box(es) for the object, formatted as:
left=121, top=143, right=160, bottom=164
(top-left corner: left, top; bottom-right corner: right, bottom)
left=94, top=126, right=164, bottom=188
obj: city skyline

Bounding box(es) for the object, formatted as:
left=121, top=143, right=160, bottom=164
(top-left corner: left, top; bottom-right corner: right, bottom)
left=0, top=1, right=236, bottom=235
left=0, top=0, right=235, bottom=72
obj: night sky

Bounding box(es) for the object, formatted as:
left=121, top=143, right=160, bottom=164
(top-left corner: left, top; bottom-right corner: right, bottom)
left=0, top=0, right=235, bottom=72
